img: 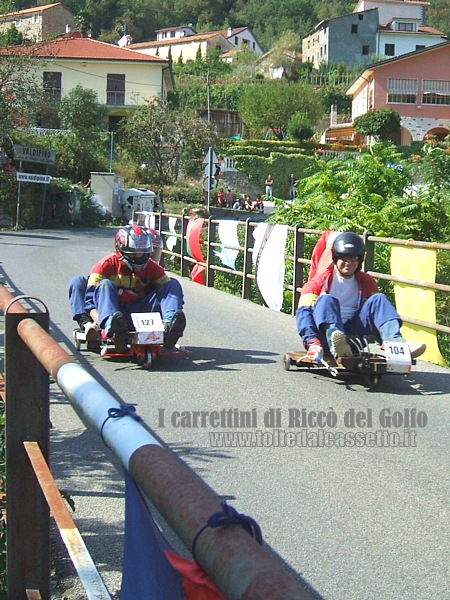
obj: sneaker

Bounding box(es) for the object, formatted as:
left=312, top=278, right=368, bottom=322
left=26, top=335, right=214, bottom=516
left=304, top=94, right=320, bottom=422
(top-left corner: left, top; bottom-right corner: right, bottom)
left=163, top=310, right=186, bottom=349
left=306, top=339, right=323, bottom=363
left=84, top=321, right=100, bottom=343
left=104, top=311, right=129, bottom=338
left=330, top=330, right=353, bottom=358
left=409, top=342, right=426, bottom=359
left=77, top=313, right=93, bottom=329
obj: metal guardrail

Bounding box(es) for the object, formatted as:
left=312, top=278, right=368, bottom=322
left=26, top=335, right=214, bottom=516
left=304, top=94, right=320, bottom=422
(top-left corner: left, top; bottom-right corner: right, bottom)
left=148, top=211, right=450, bottom=339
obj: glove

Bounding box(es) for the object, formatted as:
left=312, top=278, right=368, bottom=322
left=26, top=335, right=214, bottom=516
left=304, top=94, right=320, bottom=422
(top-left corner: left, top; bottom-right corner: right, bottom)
left=306, top=338, right=323, bottom=363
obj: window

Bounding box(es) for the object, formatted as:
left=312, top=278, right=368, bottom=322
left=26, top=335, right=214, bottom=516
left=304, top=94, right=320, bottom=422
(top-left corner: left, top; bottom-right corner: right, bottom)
left=422, top=80, right=450, bottom=105
left=234, top=36, right=238, bottom=45
left=33, top=14, right=40, bottom=23
left=358, top=14, right=363, bottom=20
left=416, top=45, right=425, bottom=51
left=351, top=24, right=358, bottom=34
left=107, top=74, right=125, bottom=105
left=385, top=44, right=395, bottom=56
left=43, top=72, right=62, bottom=101
left=387, top=78, right=417, bottom=103
left=362, top=45, right=369, bottom=55
left=397, top=22, right=415, bottom=32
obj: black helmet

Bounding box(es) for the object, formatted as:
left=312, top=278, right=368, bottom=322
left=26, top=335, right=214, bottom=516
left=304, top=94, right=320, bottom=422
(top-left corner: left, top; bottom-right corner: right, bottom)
left=332, top=232, right=365, bottom=267
left=115, top=224, right=152, bottom=271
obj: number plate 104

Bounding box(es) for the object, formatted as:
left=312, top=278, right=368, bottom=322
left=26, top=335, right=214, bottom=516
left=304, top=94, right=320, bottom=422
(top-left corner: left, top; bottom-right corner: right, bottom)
left=384, top=340, right=412, bottom=373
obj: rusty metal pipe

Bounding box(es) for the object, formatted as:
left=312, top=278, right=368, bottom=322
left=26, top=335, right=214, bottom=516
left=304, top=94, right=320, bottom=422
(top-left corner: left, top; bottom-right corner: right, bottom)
left=129, top=444, right=311, bottom=600
left=17, top=318, right=75, bottom=378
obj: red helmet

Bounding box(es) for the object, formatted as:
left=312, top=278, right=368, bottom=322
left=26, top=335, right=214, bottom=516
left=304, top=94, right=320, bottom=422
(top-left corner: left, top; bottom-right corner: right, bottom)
left=115, top=224, right=152, bottom=271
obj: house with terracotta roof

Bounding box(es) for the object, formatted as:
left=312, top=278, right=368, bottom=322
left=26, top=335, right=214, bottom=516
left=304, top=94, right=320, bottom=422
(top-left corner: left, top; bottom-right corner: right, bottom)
left=0, top=2, right=75, bottom=42
left=128, top=25, right=264, bottom=62
left=8, top=32, right=173, bottom=129
left=129, top=31, right=233, bottom=62
left=322, top=41, right=450, bottom=146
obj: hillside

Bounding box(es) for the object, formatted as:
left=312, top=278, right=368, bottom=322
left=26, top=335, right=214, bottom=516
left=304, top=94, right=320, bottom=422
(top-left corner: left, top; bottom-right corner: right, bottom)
left=13, top=0, right=450, bottom=52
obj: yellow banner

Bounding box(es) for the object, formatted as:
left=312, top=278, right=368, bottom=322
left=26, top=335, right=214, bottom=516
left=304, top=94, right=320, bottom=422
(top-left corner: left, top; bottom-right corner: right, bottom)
left=391, top=246, right=446, bottom=366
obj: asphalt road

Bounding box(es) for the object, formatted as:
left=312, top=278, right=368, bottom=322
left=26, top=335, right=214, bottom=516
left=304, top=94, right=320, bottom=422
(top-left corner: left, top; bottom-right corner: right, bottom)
left=1, top=228, right=449, bottom=599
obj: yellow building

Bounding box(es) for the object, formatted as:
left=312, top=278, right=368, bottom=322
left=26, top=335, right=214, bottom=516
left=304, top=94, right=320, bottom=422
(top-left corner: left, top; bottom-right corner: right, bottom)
left=9, top=32, right=173, bottom=129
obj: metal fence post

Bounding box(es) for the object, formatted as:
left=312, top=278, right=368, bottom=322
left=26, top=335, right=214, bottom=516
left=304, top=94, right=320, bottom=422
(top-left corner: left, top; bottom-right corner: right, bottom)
left=363, top=231, right=375, bottom=272
left=5, top=305, right=50, bottom=599
left=242, top=218, right=254, bottom=300
left=180, top=209, right=189, bottom=278
left=292, top=226, right=305, bottom=315
left=206, top=216, right=217, bottom=288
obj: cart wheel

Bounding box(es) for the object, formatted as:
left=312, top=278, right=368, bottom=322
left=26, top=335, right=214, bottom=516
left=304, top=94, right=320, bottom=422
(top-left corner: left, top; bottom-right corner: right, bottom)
left=283, top=354, right=291, bottom=371
left=143, top=348, right=153, bottom=369
left=368, top=373, right=382, bottom=388
left=73, top=329, right=82, bottom=351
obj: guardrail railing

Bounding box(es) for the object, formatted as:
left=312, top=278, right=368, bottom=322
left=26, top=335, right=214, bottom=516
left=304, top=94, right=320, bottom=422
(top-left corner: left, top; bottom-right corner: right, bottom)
left=145, top=211, right=450, bottom=334
left=141, top=210, right=450, bottom=347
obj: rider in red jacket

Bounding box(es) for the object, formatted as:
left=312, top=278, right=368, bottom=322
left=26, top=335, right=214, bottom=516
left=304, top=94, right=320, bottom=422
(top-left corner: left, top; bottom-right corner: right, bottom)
left=296, top=232, right=426, bottom=360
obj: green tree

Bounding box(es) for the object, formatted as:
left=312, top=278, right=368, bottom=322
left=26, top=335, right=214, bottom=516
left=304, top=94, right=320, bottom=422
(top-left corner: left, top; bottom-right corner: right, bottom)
left=353, top=108, right=401, bottom=142
left=0, top=24, right=24, bottom=47
left=270, top=143, right=447, bottom=242
left=54, top=85, right=108, bottom=182
left=118, top=99, right=219, bottom=184
left=411, top=135, right=450, bottom=199
left=237, top=80, right=323, bottom=139
left=286, top=112, right=314, bottom=142
left=0, top=49, right=45, bottom=141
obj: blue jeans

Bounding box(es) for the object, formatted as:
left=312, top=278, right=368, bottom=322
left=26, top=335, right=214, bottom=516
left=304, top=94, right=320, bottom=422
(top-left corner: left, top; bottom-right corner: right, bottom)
left=69, top=275, right=89, bottom=319
left=312, top=293, right=402, bottom=350
left=69, top=276, right=184, bottom=328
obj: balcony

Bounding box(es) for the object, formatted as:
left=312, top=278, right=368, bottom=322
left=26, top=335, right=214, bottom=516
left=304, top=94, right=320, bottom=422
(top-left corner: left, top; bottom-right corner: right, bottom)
left=107, top=91, right=125, bottom=106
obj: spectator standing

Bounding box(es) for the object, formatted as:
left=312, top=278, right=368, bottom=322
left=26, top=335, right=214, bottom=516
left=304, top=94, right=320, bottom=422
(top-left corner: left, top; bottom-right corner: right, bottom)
left=226, top=187, right=233, bottom=208
left=265, top=174, right=273, bottom=197
left=288, top=174, right=297, bottom=200
left=214, top=162, right=222, bottom=182
left=217, top=187, right=226, bottom=207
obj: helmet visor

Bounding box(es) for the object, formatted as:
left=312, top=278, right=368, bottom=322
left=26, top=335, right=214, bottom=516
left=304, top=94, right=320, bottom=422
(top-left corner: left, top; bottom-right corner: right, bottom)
left=124, top=251, right=150, bottom=268
left=335, top=253, right=363, bottom=263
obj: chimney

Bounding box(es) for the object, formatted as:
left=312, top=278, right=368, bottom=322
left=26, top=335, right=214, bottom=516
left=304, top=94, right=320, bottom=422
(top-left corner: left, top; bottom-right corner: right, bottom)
left=330, top=104, right=338, bottom=126
left=227, top=27, right=233, bottom=37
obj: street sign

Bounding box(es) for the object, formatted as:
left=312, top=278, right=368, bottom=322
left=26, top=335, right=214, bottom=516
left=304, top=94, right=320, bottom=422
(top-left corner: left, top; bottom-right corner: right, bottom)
left=202, top=146, right=218, bottom=167
left=17, top=172, right=51, bottom=184
left=203, top=176, right=215, bottom=192
left=14, top=144, right=56, bottom=165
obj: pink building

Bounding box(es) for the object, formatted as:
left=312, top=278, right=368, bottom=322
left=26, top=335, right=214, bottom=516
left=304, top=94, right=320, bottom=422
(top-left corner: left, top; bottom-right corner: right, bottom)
left=322, top=42, right=450, bottom=146
left=347, top=41, right=450, bottom=144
